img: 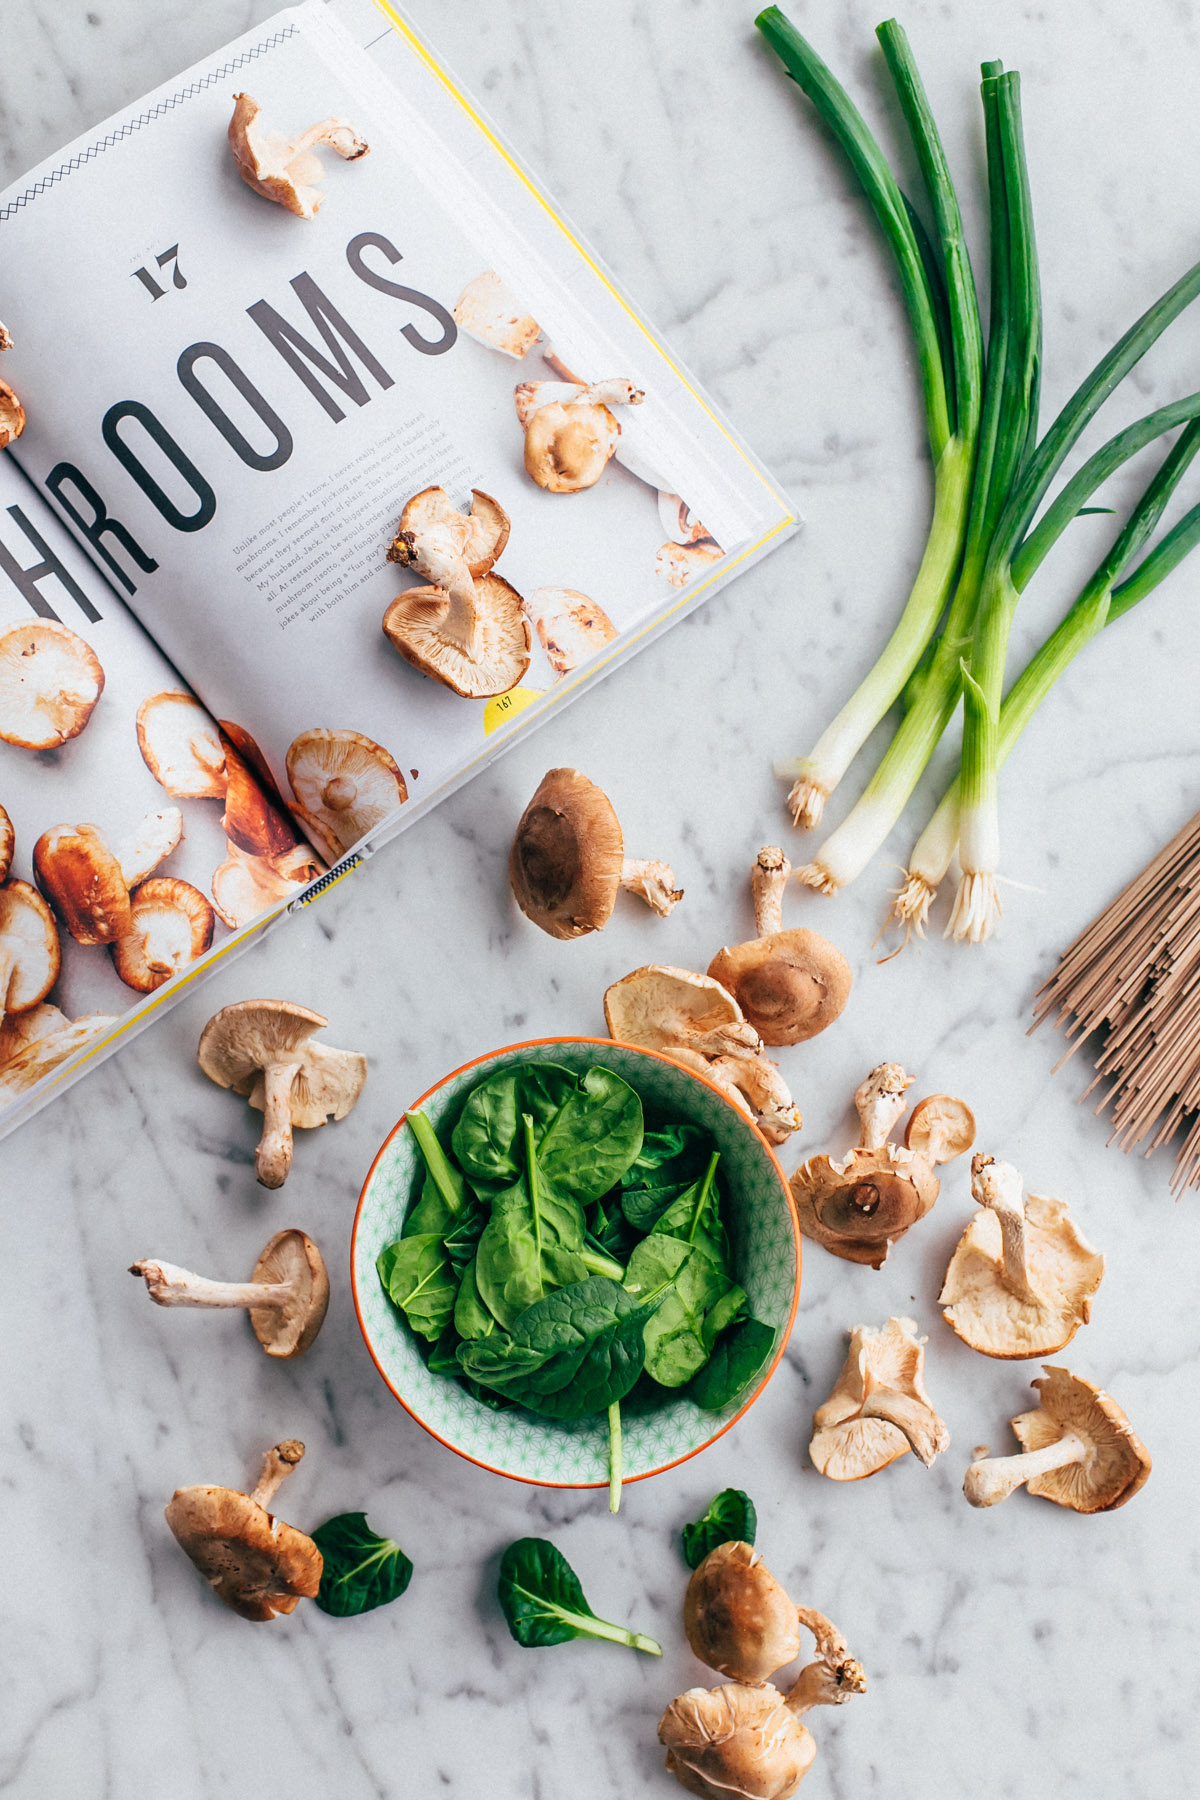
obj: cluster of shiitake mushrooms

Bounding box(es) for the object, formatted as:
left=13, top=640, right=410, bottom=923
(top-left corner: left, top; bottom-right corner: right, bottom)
left=507, top=775, right=853, bottom=1145
left=658, top=1540, right=865, bottom=1798
left=793, top=1071, right=1150, bottom=1513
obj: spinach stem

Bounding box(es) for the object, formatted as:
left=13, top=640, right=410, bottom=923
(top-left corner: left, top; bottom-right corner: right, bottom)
left=580, top=1246, right=626, bottom=1281
left=522, top=1112, right=542, bottom=1260
left=687, top=1153, right=721, bottom=1245
left=406, top=1108, right=462, bottom=1216
left=608, top=1401, right=623, bottom=1514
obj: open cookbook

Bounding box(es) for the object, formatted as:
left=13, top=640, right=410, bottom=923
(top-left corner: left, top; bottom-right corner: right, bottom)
left=0, top=0, right=795, bottom=1137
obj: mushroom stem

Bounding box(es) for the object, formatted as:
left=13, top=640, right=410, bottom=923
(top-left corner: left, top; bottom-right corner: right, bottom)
left=752, top=845, right=791, bottom=935
left=256, top=1061, right=300, bottom=1188
left=854, top=1063, right=913, bottom=1151
left=619, top=858, right=683, bottom=917
left=670, top=1018, right=763, bottom=1059
left=784, top=1607, right=867, bottom=1714
left=249, top=1439, right=306, bottom=1510
left=289, top=117, right=369, bottom=161
left=964, top=1430, right=1089, bottom=1507
left=129, top=1260, right=294, bottom=1311
left=860, top=1384, right=950, bottom=1467
left=973, top=1154, right=1041, bottom=1304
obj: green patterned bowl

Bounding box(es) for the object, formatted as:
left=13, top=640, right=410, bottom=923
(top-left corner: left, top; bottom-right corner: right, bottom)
left=351, top=1037, right=800, bottom=1490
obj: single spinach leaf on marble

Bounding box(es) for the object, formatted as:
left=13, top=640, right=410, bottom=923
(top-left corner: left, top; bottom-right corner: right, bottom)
left=680, top=1489, right=758, bottom=1570
left=451, top=1062, right=578, bottom=1185
left=497, top=1538, right=661, bottom=1654
left=537, top=1067, right=644, bottom=1201
left=378, top=1234, right=458, bottom=1342
left=311, top=1512, right=414, bottom=1617
left=688, top=1318, right=778, bottom=1412
left=458, top=1276, right=658, bottom=1418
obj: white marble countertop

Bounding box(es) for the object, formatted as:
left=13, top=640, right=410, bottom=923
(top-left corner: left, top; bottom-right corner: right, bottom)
left=4, top=1, right=1200, bottom=1795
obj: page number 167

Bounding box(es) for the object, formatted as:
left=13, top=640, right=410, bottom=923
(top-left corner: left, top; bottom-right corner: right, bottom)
left=132, top=245, right=187, bottom=301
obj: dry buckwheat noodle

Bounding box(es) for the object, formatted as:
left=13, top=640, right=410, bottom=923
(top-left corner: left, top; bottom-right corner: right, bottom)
left=1031, top=806, right=1200, bottom=1195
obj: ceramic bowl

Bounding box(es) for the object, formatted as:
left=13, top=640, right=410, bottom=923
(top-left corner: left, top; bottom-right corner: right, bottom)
left=352, top=1037, right=800, bottom=1489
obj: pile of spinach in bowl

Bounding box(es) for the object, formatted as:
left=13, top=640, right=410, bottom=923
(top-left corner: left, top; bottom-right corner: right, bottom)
left=377, top=1061, right=777, bottom=1505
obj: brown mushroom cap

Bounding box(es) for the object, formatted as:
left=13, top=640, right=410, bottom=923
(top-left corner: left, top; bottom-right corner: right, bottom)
left=525, top=586, right=618, bottom=676
left=658, top=1683, right=817, bottom=1800
left=1012, top=1366, right=1152, bottom=1511
left=511, top=767, right=625, bottom=938
left=165, top=1439, right=322, bottom=1620
left=228, top=92, right=368, bottom=219
left=904, top=1095, right=976, bottom=1164
left=285, top=728, right=407, bottom=859
left=452, top=272, right=541, bottom=359
left=708, top=930, right=851, bottom=1047
left=0, top=803, right=15, bottom=885
left=0, top=620, right=104, bottom=749
left=218, top=720, right=290, bottom=815
left=218, top=737, right=305, bottom=864
left=791, top=1147, right=937, bottom=1268
left=383, top=573, right=531, bottom=699
left=604, top=964, right=759, bottom=1056
left=33, top=823, right=132, bottom=946
left=0, top=879, right=61, bottom=1018
left=111, top=878, right=215, bottom=992
left=249, top=1229, right=330, bottom=1356
left=685, top=1542, right=803, bottom=1686
left=210, top=841, right=310, bottom=928
left=0, top=376, right=25, bottom=447
left=136, top=692, right=227, bottom=798
left=940, top=1159, right=1105, bottom=1359
left=523, top=397, right=622, bottom=492
left=387, top=486, right=510, bottom=578
left=114, top=808, right=184, bottom=888
left=810, top=1317, right=949, bottom=1480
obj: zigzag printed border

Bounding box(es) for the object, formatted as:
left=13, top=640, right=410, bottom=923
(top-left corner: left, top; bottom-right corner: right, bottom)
left=0, top=25, right=299, bottom=223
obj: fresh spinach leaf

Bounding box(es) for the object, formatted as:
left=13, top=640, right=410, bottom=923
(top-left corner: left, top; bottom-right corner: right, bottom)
left=458, top=1276, right=658, bottom=1418
left=473, top=1174, right=589, bottom=1330
left=454, top=1258, right=499, bottom=1339
left=623, top=1231, right=742, bottom=1388
left=620, top=1123, right=713, bottom=1229
left=537, top=1067, right=644, bottom=1200
left=451, top=1062, right=577, bottom=1184
left=651, top=1152, right=729, bottom=1264
left=311, top=1512, right=414, bottom=1617
left=688, top=1318, right=777, bottom=1411
left=497, top=1537, right=660, bottom=1654
left=404, top=1174, right=485, bottom=1277
left=378, top=1234, right=457, bottom=1342
left=680, top=1489, right=758, bottom=1569
left=406, top=1107, right=465, bottom=1216
left=586, top=1195, right=639, bottom=1263
left=426, top=1322, right=464, bottom=1377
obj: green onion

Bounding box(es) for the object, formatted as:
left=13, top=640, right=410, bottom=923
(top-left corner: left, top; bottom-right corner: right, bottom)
left=796, top=64, right=1039, bottom=895
left=758, top=10, right=981, bottom=828
left=895, top=408, right=1200, bottom=931
left=950, top=257, right=1200, bottom=939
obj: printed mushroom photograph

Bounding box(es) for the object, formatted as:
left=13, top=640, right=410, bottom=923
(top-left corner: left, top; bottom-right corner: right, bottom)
left=0, top=1004, right=117, bottom=1101
left=285, top=727, right=407, bottom=863
left=383, top=486, right=529, bottom=699
left=452, top=270, right=541, bottom=359
left=523, top=586, right=618, bottom=678
left=228, top=92, right=368, bottom=218
left=0, top=620, right=104, bottom=749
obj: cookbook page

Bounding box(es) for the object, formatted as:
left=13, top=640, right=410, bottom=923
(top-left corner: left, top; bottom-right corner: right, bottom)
left=0, top=1, right=794, bottom=866
left=0, top=452, right=318, bottom=1130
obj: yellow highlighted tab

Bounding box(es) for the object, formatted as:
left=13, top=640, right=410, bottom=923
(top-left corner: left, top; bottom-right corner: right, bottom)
left=484, top=688, right=544, bottom=734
